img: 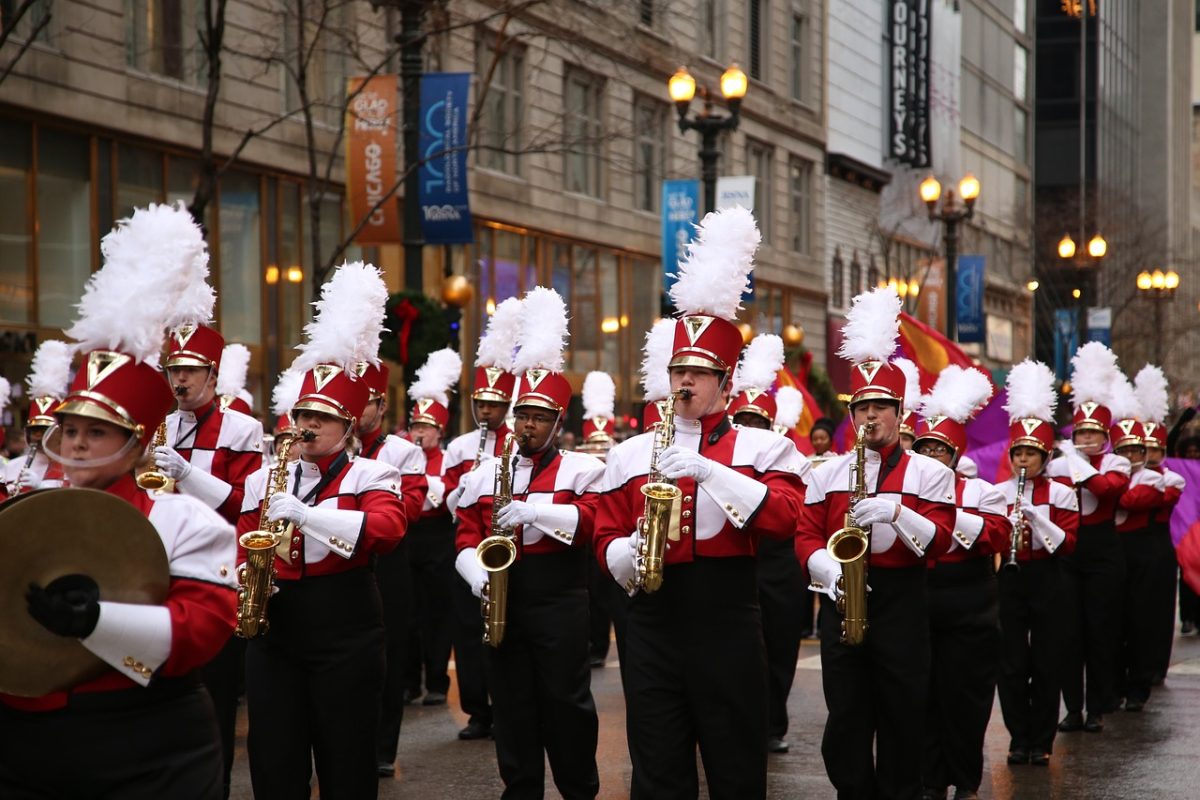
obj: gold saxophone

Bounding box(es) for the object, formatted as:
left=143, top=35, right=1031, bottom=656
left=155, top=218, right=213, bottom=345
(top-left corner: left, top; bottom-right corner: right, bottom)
left=477, top=433, right=517, bottom=647
left=1003, top=467, right=1028, bottom=573
left=827, top=422, right=875, bottom=646
left=136, top=422, right=174, bottom=492
left=636, top=388, right=691, bottom=593
left=235, top=428, right=315, bottom=638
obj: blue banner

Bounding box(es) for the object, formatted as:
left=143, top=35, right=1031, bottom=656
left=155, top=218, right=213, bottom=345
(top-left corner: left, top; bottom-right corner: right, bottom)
left=1053, top=308, right=1079, bottom=382
left=956, top=254, right=986, bottom=343
left=418, top=73, right=473, bottom=244
left=661, top=180, right=699, bottom=297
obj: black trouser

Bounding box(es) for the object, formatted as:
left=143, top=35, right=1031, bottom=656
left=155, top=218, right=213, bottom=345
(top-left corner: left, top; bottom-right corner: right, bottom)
left=0, top=680, right=223, bottom=800
left=757, top=536, right=805, bottom=740
left=403, top=517, right=455, bottom=694
left=1180, top=567, right=1200, bottom=624
left=819, top=564, right=929, bottom=800
left=923, top=558, right=1000, bottom=794
left=587, top=549, right=614, bottom=661
left=453, top=568, right=493, bottom=726
left=1119, top=524, right=1177, bottom=703
left=487, top=549, right=599, bottom=800
left=997, top=558, right=1061, bottom=754
left=376, top=540, right=412, bottom=764
left=626, top=557, right=767, bottom=800
left=246, top=568, right=386, bottom=800
left=199, top=635, right=245, bottom=799
left=1059, top=520, right=1125, bottom=715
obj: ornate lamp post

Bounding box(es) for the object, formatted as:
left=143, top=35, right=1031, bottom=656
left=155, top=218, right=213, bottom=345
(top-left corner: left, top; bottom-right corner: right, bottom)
left=667, top=64, right=748, bottom=213
left=1136, top=268, right=1179, bottom=364
left=919, top=173, right=980, bottom=341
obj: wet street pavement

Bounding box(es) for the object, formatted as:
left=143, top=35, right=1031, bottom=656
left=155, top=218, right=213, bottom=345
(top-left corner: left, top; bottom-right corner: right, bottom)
left=229, top=633, right=1200, bottom=799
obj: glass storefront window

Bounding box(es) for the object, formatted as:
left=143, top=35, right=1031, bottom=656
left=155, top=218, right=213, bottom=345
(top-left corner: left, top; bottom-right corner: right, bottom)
left=218, top=170, right=261, bottom=345
left=279, top=182, right=304, bottom=353
left=494, top=229, right=522, bottom=301
left=572, top=246, right=598, bottom=370
left=599, top=251, right=619, bottom=373
left=37, top=129, right=92, bottom=329
left=117, top=144, right=162, bottom=220
left=0, top=120, right=32, bottom=324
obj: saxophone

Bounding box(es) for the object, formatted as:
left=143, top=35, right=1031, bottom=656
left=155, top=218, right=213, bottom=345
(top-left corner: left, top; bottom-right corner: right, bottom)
left=636, top=388, right=691, bottom=593
left=469, top=422, right=489, bottom=472
left=136, top=422, right=174, bottom=492
left=477, top=433, right=517, bottom=647
left=235, top=428, right=316, bottom=638
left=1003, top=467, right=1028, bottom=573
left=827, top=422, right=874, bottom=646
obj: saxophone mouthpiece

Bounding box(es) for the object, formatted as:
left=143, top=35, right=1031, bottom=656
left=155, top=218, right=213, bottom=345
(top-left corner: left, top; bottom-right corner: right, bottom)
left=677, top=388, right=693, bottom=400
left=173, top=385, right=188, bottom=396
left=297, top=429, right=317, bottom=442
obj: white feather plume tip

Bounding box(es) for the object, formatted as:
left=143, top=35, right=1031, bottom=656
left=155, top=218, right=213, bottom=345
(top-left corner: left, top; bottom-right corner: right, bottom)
left=920, top=366, right=993, bottom=424
left=774, top=386, right=804, bottom=430
left=512, top=287, right=568, bottom=374
left=668, top=206, right=759, bottom=320
left=271, top=369, right=305, bottom=418
left=641, top=318, right=677, bottom=402
left=0, top=377, right=10, bottom=413
left=410, top=348, right=463, bottom=406
left=476, top=297, right=523, bottom=370
left=293, top=261, right=388, bottom=372
left=27, top=340, right=72, bottom=399
left=1003, top=360, right=1057, bottom=424
left=837, top=287, right=901, bottom=364
left=583, top=372, right=616, bottom=419
left=733, top=334, right=784, bottom=395
left=1069, top=342, right=1120, bottom=410
left=217, top=344, right=251, bottom=397
left=1134, top=365, right=1169, bottom=425
left=1106, top=377, right=1140, bottom=422
left=893, top=358, right=921, bottom=411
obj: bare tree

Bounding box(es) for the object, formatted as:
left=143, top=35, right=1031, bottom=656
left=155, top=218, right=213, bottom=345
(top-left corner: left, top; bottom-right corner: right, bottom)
left=0, top=0, right=52, bottom=85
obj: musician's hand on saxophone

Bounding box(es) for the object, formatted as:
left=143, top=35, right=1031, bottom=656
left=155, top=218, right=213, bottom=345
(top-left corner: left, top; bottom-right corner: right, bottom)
left=455, top=549, right=490, bottom=598
left=266, top=492, right=309, bottom=527
left=806, top=549, right=845, bottom=602
left=152, top=445, right=193, bottom=482
left=655, top=446, right=712, bottom=482
left=849, top=498, right=900, bottom=527
left=495, top=499, right=538, bottom=529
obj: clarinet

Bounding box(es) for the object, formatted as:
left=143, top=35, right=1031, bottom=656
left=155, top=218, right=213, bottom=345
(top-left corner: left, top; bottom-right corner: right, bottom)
left=1003, top=467, right=1028, bottom=573
left=6, top=441, right=40, bottom=496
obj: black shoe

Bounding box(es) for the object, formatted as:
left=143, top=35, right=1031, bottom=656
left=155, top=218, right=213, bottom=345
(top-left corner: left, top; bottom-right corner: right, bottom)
left=767, top=737, right=789, bottom=753
left=920, top=788, right=946, bottom=800
left=377, top=761, right=395, bottom=777
left=458, top=721, right=492, bottom=740
left=589, top=655, right=606, bottom=668
left=1124, top=698, right=1146, bottom=712
left=1058, top=712, right=1084, bottom=732
left=1007, top=748, right=1030, bottom=765
left=421, top=691, right=447, bottom=706
left=1182, top=620, right=1195, bottom=635
left=1084, top=714, right=1104, bottom=732
left=1030, top=751, right=1050, bottom=767
left=952, top=790, right=980, bottom=800
left=402, top=688, right=421, bottom=705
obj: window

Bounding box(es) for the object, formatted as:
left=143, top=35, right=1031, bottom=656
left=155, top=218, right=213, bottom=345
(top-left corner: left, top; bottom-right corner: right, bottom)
left=117, top=145, right=163, bottom=221
left=563, top=67, right=604, bottom=197
left=748, top=0, right=765, bottom=80
left=639, top=0, right=653, bottom=26
left=126, top=0, right=205, bottom=84
left=831, top=249, right=844, bottom=309
left=0, top=120, right=32, bottom=324
left=789, top=157, right=811, bottom=254
left=476, top=32, right=524, bottom=175
left=867, top=255, right=879, bottom=290
left=746, top=140, right=772, bottom=240
left=699, top=0, right=719, bottom=58
left=632, top=95, right=667, bottom=212
left=37, top=130, right=92, bottom=330
left=219, top=171, right=262, bottom=345
left=1, top=0, right=50, bottom=42
left=281, top=1, right=351, bottom=125
left=849, top=253, right=862, bottom=298
left=790, top=12, right=809, bottom=103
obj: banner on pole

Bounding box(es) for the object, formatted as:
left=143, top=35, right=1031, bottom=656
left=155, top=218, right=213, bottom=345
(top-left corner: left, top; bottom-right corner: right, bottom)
left=346, top=75, right=401, bottom=244
left=1053, top=308, right=1079, bottom=382
left=418, top=73, right=473, bottom=244
left=956, top=254, right=986, bottom=343
left=661, top=179, right=700, bottom=297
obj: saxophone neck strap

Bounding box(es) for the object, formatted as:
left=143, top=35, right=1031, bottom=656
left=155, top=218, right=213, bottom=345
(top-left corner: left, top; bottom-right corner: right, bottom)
left=291, top=451, right=351, bottom=505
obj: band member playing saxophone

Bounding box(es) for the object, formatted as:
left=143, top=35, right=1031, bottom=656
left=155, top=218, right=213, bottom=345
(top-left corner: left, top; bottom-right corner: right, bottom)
left=595, top=209, right=808, bottom=800
left=454, top=288, right=605, bottom=799
left=795, top=287, right=955, bottom=800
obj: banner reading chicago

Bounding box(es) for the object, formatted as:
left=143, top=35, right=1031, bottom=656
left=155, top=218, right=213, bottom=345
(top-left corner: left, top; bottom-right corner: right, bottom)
left=346, top=75, right=401, bottom=244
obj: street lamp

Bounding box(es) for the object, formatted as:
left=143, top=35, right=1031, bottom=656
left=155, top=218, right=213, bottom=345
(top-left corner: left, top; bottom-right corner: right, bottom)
left=1136, top=268, right=1179, bottom=364
left=1057, top=230, right=1107, bottom=348
left=667, top=64, right=747, bottom=213
left=919, top=173, right=980, bottom=341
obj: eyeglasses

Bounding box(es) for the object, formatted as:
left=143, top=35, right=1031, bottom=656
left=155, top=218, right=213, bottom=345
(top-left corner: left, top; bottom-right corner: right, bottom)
left=915, top=442, right=953, bottom=457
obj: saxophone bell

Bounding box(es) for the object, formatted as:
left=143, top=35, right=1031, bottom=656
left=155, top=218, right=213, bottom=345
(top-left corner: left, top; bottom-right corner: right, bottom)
left=135, top=422, right=174, bottom=492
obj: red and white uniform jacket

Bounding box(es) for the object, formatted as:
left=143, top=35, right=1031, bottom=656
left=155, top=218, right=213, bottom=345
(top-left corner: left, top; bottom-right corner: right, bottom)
left=595, top=412, right=809, bottom=593
left=1115, top=466, right=1166, bottom=532
left=455, top=448, right=604, bottom=561
left=420, top=446, right=447, bottom=519
left=936, top=475, right=1010, bottom=565
left=442, top=423, right=514, bottom=507
left=797, top=443, right=956, bottom=583
left=956, top=454, right=979, bottom=479
left=997, top=474, right=1080, bottom=562
left=1, top=449, right=65, bottom=498
left=358, top=427, right=429, bottom=524
left=1046, top=448, right=1131, bottom=526
left=1151, top=465, right=1185, bottom=525
left=167, top=399, right=264, bottom=522
left=238, top=451, right=407, bottom=579
left=1, top=475, right=238, bottom=712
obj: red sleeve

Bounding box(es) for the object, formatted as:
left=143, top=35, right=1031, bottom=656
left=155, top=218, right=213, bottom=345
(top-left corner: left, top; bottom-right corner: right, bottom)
left=593, top=483, right=636, bottom=577
left=979, top=512, right=1012, bottom=556
left=750, top=470, right=807, bottom=541
left=442, top=460, right=469, bottom=496
left=216, top=449, right=264, bottom=522
left=1163, top=486, right=1183, bottom=508
left=794, top=500, right=831, bottom=573
left=161, top=577, right=237, bottom=676
left=1051, top=503, right=1080, bottom=557
left=1083, top=469, right=1130, bottom=500
left=917, top=496, right=957, bottom=560
left=1119, top=484, right=1164, bottom=511
left=455, top=499, right=487, bottom=554
left=354, top=489, right=408, bottom=556
left=400, top=472, right=429, bottom=524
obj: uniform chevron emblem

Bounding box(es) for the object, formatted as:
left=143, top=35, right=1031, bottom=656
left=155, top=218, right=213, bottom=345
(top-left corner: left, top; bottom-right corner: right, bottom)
left=172, top=324, right=196, bottom=348
left=86, top=350, right=130, bottom=389
left=1021, top=419, right=1041, bottom=436
left=683, top=315, right=714, bottom=344
left=1081, top=401, right=1100, bottom=418
left=524, top=368, right=547, bottom=390
left=484, top=366, right=504, bottom=387
left=311, top=364, right=341, bottom=391
left=416, top=398, right=434, bottom=413
left=856, top=361, right=882, bottom=384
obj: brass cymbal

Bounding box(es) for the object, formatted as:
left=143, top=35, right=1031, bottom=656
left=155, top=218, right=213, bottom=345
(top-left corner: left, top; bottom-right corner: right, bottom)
left=0, top=488, right=169, bottom=697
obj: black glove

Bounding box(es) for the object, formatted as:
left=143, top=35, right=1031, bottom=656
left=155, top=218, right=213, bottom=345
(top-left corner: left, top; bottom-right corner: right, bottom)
left=27, top=574, right=101, bottom=638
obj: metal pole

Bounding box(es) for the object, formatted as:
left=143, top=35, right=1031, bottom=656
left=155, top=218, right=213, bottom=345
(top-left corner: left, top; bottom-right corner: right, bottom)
left=1079, top=3, right=1087, bottom=239
left=400, top=1, right=425, bottom=292
left=944, top=216, right=958, bottom=341
left=699, top=125, right=719, bottom=214
left=1154, top=297, right=1163, bottom=365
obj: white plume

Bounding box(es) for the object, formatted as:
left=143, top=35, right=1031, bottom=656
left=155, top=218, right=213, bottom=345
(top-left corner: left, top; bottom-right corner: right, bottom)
left=668, top=206, right=759, bottom=320
left=271, top=369, right=305, bottom=418
left=293, top=261, right=388, bottom=372
left=68, top=203, right=209, bottom=364
left=733, top=334, right=784, bottom=395
left=893, top=358, right=921, bottom=411
left=27, top=340, right=72, bottom=399
left=774, top=385, right=804, bottom=430
left=410, top=348, right=463, bottom=406
left=1069, top=341, right=1120, bottom=410
left=837, top=286, right=902, bottom=364
left=476, top=297, right=523, bottom=370
left=216, top=344, right=251, bottom=397
left=920, top=365, right=993, bottom=424
left=0, top=377, right=10, bottom=413
left=1004, top=360, right=1057, bottom=423
left=1106, top=376, right=1140, bottom=421
left=512, top=287, right=569, bottom=374
left=1135, top=365, right=1169, bottom=425
left=583, top=371, right=616, bottom=419
left=641, top=318, right=676, bottom=402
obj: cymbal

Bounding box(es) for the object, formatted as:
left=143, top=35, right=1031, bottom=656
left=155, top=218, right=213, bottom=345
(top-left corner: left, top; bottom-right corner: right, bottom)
left=0, top=488, right=169, bottom=697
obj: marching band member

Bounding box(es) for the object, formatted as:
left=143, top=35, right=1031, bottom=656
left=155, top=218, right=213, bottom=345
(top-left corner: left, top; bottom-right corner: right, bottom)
left=1136, top=365, right=1186, bottom=685
left=579, top=371, right=617, bottom=460
left=638, top=317, right=676, bottom=430
left=442, top=295, right=521, bottom=741
left=215, top=343, right=255, bottom=416
left=772, top=386, right=807, bottom=451
left=1048, top=342, right=1130, bottom=734
left=596, top=208, right=809, bottom=799
left=237, top=262, right=407, bottom=800
left=995, top=360, right=1079, bottom=767
left=579, top=371, right=623, bottom=668
left=2, top=340, right=70, bottom=497
left=265, top=368, right=304, bottom=467
left=795, top=286, right=956, bottom=800
left=0, top=204, right=237, bottom=798
left=728, top=334, right=806, bottom=755
left=808, top=416, right=838, bottom=465
left=454, top=287, right=604, bottom=799
left=912, top=366, right=1008, bottom=800
left=895, top=357, right=921, bottom=450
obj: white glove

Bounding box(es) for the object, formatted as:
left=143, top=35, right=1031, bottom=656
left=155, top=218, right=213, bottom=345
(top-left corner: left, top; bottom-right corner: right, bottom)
left=12, top=470, right=39, bottom=492
left=605, top=531, right=641, bottom=595
left=1020, top=501, right=1051, bottom=531
left=267, top=493, right=308, bottom=527
left=153, top=446, right=193, bottom=481
left=496, top=500, right=538, bottom=529
left=1007, top=510, right=1026, bottom=531
left=446, top=485, right=465, bottom=515
left=851, top=498, right=898, bottom=527
left=455, top=548, right=489, bottom=599
left=656, top=446, right=712, bottom=482
left=806, top=549, right=843, bottom=601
